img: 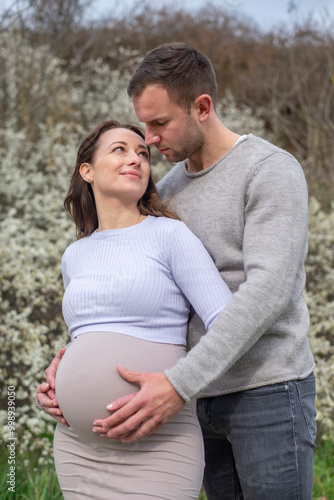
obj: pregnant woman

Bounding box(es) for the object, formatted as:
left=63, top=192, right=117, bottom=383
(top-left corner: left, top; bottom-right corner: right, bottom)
left=49, top=120, right=232, bottom=499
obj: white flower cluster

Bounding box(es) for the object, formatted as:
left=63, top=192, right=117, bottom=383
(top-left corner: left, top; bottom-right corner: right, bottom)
left=0, top=26, right=333, bottom=463
left=305, top=198, right=334, bottom=439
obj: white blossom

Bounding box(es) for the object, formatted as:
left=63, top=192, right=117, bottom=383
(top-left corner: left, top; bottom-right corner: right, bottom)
left=0, top=26, right=333, bottom=462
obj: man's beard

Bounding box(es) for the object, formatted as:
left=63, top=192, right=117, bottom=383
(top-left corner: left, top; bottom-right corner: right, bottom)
left=164, top=115, right=205, bottom=163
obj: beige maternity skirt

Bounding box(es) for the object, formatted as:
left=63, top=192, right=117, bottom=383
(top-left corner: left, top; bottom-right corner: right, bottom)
left=54, top=331, right=204, bottom=500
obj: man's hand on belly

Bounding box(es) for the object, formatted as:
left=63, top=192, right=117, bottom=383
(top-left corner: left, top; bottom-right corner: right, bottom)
left=92, top=367, right=185, bottom=442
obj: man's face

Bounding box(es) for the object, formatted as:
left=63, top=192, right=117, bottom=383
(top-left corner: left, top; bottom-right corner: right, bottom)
left=133, top=84, right=205, bottom=163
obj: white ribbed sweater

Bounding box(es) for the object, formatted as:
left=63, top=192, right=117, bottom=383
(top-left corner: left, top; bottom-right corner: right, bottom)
left=62, top=216, right=232, bottom=344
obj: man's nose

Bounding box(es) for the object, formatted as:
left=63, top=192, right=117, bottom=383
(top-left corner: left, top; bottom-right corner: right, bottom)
left=145, top=129, right=160, bottom=147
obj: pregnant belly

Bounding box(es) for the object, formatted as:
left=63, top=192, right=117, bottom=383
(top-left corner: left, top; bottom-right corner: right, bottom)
left=55, top=331, right=185, bottom=443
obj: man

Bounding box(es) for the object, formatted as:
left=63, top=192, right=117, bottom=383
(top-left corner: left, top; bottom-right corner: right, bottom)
left=37, top=43, right=316, bottom=499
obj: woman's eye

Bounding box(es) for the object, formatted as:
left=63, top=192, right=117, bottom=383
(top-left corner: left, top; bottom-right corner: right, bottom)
left=139, top=151, right=149, bottom=159
left=113, top=146, right=124, bottom=152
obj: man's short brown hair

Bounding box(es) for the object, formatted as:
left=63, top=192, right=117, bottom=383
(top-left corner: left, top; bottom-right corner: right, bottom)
left=127, top=43, right=218, bottom=111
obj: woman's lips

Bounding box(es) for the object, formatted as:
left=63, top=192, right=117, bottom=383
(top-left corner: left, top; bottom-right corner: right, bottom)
left=120, top=171, right=142, bottom=179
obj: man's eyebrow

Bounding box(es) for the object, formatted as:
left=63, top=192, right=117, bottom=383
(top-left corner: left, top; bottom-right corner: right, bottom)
left=147, top=118, right=167, bottom=125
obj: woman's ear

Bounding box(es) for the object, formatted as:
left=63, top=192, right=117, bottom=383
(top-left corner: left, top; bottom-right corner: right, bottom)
left=79, top=163, right=93, bottom=184
left=194, top=94, right=212, bottom=123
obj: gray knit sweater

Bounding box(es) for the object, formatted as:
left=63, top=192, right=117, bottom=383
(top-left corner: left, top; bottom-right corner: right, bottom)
left=159, top=134, right=315, bottom=401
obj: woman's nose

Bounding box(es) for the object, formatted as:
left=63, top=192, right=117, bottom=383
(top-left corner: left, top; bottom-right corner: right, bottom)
left=127, top=151, right=141, bottom=166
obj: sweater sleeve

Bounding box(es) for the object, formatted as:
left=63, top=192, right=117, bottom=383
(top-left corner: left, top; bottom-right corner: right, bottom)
left=168, top=221, right=233, bottom=331
left=165, top=152, right=309, bottom=402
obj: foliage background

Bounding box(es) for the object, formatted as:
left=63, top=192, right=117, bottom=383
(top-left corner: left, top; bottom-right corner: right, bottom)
left=0, top=0, right=333, bottom=464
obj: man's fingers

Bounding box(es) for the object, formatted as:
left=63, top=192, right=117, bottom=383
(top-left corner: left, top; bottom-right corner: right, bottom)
left=106, top=392, right=137, bottom=411
left=92, top=407, right=132, bottom=429
left=121, top=421, right=163, bottom=442
left=93, top=396, right=142, bottom=429
left=117, top=365, right=143, bottom=384
left=94, top=406, right=145, bottom=438
left=92, top=425, right=107, bottom=434
left=105, top=408, right=157, bottom=439
left=92, top=399, right=135, bottom=432
left=93, top=372, right=184, bottom=442
left=107, top=414, right=163, bottom=441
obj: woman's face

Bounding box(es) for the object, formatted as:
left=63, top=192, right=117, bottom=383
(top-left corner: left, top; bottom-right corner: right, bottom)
left=81, top=128, right=150, bottom=206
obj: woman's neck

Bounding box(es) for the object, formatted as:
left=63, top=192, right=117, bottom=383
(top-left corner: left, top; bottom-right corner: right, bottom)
left=96, top=195, right=146, bottom=232
left=96, top=203, right=145, bottom=232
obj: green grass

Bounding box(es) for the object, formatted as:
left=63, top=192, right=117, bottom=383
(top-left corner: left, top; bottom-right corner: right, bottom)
left=1, top=439, right=333, bottom=499
left=0, top=452, right=62, bottom=500
left=313, top=439, right=334, bottom=500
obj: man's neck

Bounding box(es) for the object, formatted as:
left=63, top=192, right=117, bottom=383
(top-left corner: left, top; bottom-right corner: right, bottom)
left=186, top=118, right=241, bottom=173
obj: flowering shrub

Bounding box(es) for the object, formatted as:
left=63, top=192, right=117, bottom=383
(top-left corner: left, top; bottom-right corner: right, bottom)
left=0, top=27, right=141, bottom=463
left=305, top=198, right=334, bottom=439
left=0, top=27, right=333, bottom=463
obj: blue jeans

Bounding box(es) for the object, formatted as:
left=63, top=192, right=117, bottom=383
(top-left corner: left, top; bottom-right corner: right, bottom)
left=197, top=373, right=316, bottom=500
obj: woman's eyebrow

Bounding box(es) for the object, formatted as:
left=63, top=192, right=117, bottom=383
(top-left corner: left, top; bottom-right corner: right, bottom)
left=107, top=141, right=148, bottom=153
left=108, top=141, right=127, bottom=147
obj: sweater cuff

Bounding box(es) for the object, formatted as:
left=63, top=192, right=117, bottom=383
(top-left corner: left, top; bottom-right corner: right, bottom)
left=164, top=366, right=194, bottom=403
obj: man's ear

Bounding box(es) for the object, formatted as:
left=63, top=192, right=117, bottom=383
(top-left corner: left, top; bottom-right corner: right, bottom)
left=79, top=163, right=93, bottom=183
left=194, top=94, right=212, bottom=122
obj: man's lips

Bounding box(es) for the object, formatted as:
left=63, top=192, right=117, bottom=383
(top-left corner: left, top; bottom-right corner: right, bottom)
left=120, top=171, right=142, bottom=179
left=157, top=147, right=169, bottom=155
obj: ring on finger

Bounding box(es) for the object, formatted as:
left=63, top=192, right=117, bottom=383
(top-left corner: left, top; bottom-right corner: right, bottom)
left=36, top=396, right=43, bottom=411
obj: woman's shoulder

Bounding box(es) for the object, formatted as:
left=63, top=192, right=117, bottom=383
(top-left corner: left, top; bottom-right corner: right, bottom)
left=147, top=216, right=197, bottom=247
left=62, top=234, right=92, bottom=259
left=148, top=215, right=187, bottom=233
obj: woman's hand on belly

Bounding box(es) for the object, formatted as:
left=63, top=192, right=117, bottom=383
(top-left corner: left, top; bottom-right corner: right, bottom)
left=36, top=347, right=69, bottom=426
left=92, top=366, right=185, bottom=442
left=46, top=348, right=66, bottom=390
left=36, top=382, right=69, bottom=426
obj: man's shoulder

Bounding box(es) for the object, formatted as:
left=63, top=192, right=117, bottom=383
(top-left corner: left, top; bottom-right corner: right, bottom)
left=235, top=135, right=303, bottom=183
left=244, top=134, right=297, bottom=162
